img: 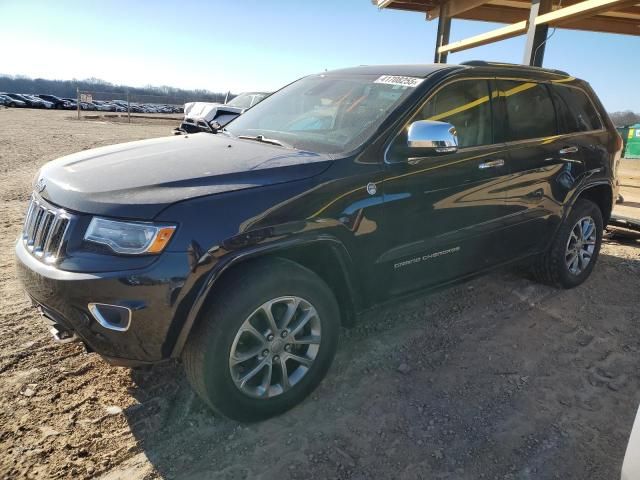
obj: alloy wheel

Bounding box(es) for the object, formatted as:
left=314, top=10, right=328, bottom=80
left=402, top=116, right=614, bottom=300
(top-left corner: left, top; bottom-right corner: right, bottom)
left=565, top=216, right=597, bottom=275
left=229, top=296, right=321, bottom=399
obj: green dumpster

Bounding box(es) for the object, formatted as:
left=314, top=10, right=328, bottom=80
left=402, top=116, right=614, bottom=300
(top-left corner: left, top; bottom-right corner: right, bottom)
left=625, top=123, right=640, bottom=159
left=617, top=126, right=630, bottom=154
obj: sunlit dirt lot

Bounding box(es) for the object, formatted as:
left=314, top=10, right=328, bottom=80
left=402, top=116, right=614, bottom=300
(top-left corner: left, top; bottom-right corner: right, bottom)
left=1, top=108, right=639, bottom=479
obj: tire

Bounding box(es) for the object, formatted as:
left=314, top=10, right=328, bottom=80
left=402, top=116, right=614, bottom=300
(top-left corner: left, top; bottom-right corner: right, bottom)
left=533, top=198, right=603, bottom=288
left=182, top=257, right=340, bottom=422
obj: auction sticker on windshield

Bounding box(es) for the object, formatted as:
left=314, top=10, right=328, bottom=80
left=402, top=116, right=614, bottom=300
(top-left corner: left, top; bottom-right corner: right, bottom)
left=374, top=75, right=424, bottom=88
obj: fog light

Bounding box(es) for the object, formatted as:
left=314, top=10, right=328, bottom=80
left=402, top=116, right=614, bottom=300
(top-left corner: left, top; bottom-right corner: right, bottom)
left=88, top=303, right=132, bottom=332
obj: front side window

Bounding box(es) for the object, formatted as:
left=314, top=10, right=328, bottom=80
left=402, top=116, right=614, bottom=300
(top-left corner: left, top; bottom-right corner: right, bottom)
left=226, top=74, right=419, bottom=155
left=550, top=84, right=602, bottom=133
left=499, top=80, right=556, bottom=142
left=412, top=79, right=493, bottom=148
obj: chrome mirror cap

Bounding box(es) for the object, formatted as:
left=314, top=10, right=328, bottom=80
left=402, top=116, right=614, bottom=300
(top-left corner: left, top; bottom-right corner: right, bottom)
left=407, top=120, right=458, bottom=153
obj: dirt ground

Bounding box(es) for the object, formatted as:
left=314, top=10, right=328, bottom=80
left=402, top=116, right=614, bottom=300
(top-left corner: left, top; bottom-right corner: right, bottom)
left=1, top=108, right=639, bottom=480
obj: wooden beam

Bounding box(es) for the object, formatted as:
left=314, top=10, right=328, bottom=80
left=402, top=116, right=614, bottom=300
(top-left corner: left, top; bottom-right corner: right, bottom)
left=458, top=5, right=640, bottom=33
left=561, top=14, right=640, bottom=33
left=601, top=8, right=640, bottom=20
left=459, top=5, right=530, bottom=22
left=535, top=0, right=640, bottom=25
left=378, top=0, right=434, bottom=13
left=430, top=0, right=491, bottom=19
left=437, top=20, right=527, bottom=53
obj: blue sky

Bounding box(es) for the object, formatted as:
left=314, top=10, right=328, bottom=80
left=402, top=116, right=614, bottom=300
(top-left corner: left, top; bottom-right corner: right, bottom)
left=1, top=0, right=638, bottom=111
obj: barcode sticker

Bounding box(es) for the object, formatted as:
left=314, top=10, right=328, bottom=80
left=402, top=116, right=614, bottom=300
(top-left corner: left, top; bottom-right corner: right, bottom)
left=374, top=75, right=424, bottom=88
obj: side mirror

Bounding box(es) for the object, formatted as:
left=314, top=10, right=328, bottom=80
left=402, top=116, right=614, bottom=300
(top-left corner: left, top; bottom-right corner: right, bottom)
left=407, top=120, right=458, bottom=153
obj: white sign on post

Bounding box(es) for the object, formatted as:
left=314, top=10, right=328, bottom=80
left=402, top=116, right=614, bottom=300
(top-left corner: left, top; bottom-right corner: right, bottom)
left=80, top=93, right=93, bottom=103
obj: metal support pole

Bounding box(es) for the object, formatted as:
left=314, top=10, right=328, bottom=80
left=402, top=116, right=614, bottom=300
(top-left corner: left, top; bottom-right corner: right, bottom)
left=434, top=2, right=452, bottom=64
left=523, top=0, right=552, bottom=66
left=76, top=87, right=80, bottom=120
left=127, top=90, right=131, bottom=124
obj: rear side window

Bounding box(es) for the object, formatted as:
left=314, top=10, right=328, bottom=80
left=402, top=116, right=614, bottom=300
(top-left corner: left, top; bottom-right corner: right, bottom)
left=416, top=79, right=493, bottom=148
left=550, top=85, right=602, bottom=133
left=498, top=80, right=556, bottom=142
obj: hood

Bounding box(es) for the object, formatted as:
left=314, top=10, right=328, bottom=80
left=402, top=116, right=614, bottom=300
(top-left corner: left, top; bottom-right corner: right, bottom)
left=183, top=101, right=244, bottom=123
left=38, top=133, right=333, bottom=219
left=184, top=101, right=221, bottom=119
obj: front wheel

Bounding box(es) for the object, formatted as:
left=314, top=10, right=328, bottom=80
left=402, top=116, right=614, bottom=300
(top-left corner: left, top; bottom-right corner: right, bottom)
left=533, top=198, right=603, bottom=288
left=182, top=258, right=340, bottom=422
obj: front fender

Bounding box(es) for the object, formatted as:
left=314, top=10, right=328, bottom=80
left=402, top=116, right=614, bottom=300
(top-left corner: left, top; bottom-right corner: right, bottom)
left=169, top=234, right=359, bottom=358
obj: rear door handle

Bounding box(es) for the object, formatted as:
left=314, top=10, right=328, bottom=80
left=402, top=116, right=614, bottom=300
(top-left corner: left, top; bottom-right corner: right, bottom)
left=559, top=146, right=579, bottom=155
left=478, top=159, right=505, bottom=169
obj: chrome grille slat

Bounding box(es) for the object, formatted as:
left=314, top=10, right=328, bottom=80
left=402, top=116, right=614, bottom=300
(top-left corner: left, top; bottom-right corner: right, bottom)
left=52, top=218, right=71, bottom=260
left=23, top=201, right=36, bottom=236
left=32, top=209, right=51, bottom=252
left=22, top=195, right=73, bottom=263
left=27, top=205, right=45, bottom=245
left=42, top=216, right=61, bottom=256
left=33, top=211, right=54, bottom=255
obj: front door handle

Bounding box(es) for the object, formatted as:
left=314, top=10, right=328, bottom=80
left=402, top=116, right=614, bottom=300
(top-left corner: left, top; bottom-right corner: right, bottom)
left=559, top=146, right=579, bottom=155
left=478, top=159, right=505, bottom=169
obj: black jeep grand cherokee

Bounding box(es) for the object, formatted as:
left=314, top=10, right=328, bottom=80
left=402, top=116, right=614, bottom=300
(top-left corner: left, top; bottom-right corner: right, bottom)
left=16, top=62, right=621, bottom=421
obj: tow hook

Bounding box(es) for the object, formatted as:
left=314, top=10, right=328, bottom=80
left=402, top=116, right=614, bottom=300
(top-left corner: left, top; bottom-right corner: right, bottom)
left=48, top=324, right=80, bottom=344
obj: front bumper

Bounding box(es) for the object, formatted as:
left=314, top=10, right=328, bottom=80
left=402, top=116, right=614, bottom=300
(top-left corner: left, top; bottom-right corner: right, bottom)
left=15, top=239, right=192, bottom=365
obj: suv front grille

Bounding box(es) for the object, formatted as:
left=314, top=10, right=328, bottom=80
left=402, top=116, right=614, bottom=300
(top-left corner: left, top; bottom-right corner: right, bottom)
left=22, top=195, right=72, bottom=263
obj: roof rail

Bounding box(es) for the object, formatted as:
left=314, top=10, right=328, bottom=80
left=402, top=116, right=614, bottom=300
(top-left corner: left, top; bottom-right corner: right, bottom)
left=459, top=60, right=570, bottom=77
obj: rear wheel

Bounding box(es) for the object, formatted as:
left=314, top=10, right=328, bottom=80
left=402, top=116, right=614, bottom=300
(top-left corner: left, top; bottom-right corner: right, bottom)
left=533, top=199, right=603, bottom=288
left=182, top=258, right=340, bottom=422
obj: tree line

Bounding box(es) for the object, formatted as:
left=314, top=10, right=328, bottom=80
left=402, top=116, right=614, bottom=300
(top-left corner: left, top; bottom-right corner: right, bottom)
left=0, top=75, right=230, bottom=104
left=610, top=111, right=640, bottom=127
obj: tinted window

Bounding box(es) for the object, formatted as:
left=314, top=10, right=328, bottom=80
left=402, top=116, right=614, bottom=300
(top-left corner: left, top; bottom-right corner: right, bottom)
left=413, top=80, right=493, bottom=148
left=551, top=85, right=602, bottom=133
left=499, top=81, right=556, bottom=142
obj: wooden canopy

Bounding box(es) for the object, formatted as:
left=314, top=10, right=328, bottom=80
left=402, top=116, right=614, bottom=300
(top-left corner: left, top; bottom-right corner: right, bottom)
left=377, top=0, right=640, bottom=35
left=374, top=0, right=639, bottom=65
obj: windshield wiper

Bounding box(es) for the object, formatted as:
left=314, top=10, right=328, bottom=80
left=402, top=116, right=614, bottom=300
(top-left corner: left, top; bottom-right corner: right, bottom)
left=237, top=134, right=290, bottom=148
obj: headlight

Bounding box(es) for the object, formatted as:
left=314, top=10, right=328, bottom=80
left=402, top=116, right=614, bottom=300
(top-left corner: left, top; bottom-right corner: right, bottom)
left=84, top=217, right=176, bottom=255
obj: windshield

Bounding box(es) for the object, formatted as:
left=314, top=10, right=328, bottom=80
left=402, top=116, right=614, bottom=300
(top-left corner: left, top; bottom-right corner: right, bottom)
left=226, top=93, right=256, bottom=109
left=225, top=74, right=418, bottom=154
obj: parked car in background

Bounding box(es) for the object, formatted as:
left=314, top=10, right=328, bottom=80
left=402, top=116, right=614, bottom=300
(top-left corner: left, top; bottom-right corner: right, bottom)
left=16, top=62, right=620, bottom=421
left=178, top=91, right=269, bottom=133
left=4, top=93, right=49, bottom=108
left=60, top=98, right=78, bottom=109
left=90, top=101, right=112, bottom=112
left=36, top=94, right=67, bottom=109
left=23, top=94, right=53, bottom=109
left=1, top=91, right=183, bottom=113
left=0, top=94, right=27, bottom=107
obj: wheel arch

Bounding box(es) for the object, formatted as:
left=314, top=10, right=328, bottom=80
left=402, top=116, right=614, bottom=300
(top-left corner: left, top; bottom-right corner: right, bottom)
left=171, top=237, right=361, bottom=358
left=572, top=182, right=614, bottom=225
